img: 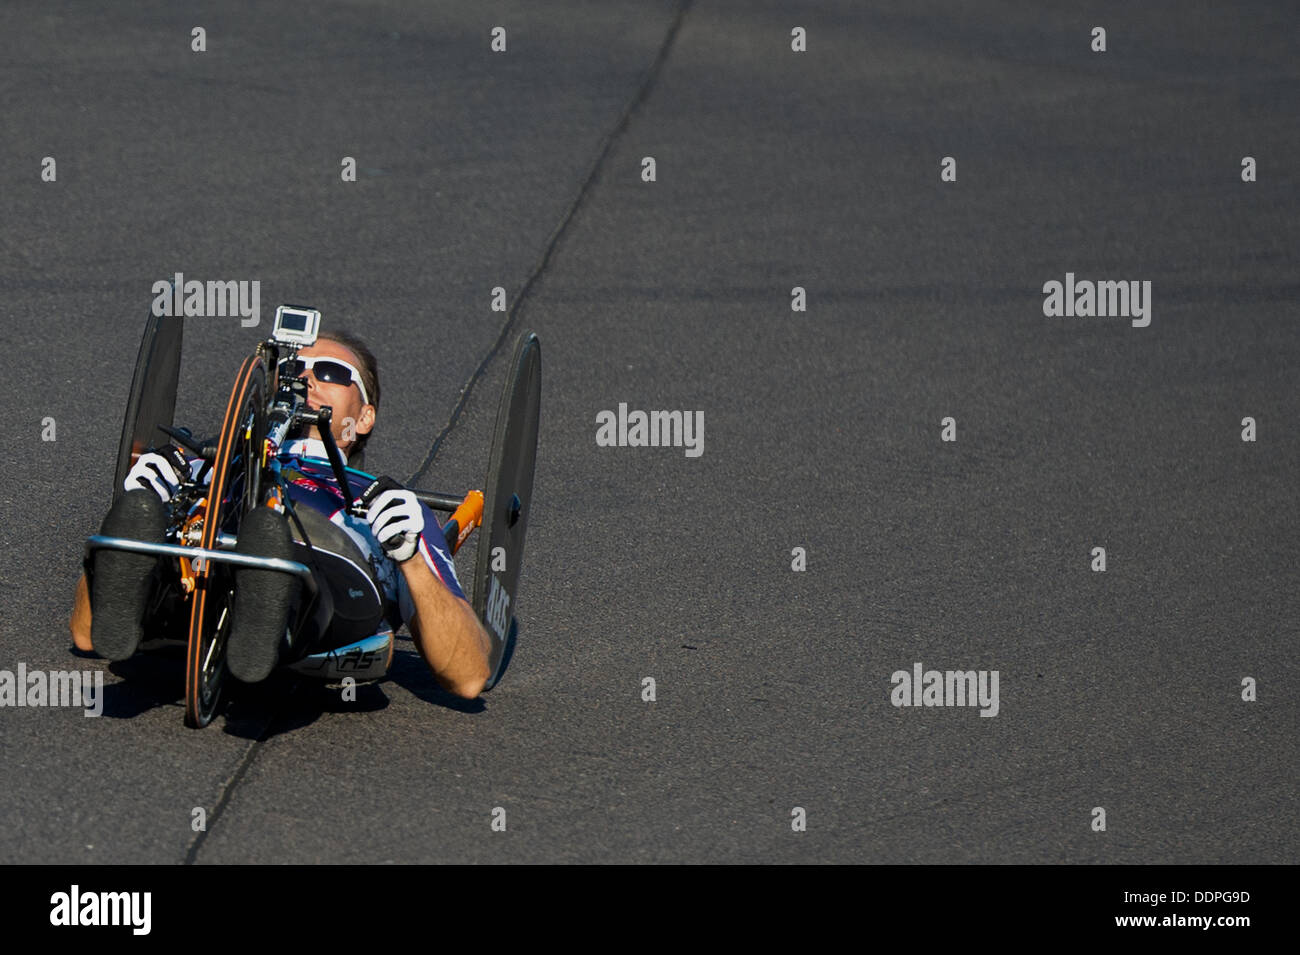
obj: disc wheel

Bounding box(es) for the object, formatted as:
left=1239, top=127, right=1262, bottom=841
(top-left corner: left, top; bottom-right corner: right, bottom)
left=184, top=357, right=266, bottom=728
left=475, top=331, right=540, bottom=690
left=113, top=311, right=183, bottom=503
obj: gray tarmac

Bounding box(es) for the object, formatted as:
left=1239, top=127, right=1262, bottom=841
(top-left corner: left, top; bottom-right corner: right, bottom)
left=0, top=0, right=1295, bottom=863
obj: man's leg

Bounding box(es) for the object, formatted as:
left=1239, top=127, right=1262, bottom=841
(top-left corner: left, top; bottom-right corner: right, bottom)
left=70, top=572, right=94, bottom=652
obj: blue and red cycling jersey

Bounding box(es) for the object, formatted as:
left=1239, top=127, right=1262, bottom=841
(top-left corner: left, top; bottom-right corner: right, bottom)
left=191, top=436, right=467, bottom=626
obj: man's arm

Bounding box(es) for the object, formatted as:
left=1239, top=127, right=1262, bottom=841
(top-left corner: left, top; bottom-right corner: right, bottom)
left=361, top=477, right=492, bottom=699
left=399, top=555, right=492, bottom=699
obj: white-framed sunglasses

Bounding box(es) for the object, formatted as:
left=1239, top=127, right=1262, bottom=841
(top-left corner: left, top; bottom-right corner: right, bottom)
left=278, top=355, right=371, bottom=406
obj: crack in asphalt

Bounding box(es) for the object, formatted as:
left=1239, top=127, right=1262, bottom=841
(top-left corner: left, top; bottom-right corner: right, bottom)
left=182, top=736, right=262, bottom=865
left=406, top=0, right=695, bottom=488
left=182, top=681, right=306, bottom=864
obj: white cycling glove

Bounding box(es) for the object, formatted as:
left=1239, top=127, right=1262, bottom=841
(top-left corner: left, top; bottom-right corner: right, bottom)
left=124, top=452, right=182, bottom=502
left=364, top=482, right=425, bottom=564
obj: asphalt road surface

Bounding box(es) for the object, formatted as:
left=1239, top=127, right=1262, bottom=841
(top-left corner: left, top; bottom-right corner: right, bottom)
left=0, top=1, right=1295, bottom=864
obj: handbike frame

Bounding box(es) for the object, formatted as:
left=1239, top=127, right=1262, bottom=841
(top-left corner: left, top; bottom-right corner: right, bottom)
left=85, top=336, right=484, bottom=659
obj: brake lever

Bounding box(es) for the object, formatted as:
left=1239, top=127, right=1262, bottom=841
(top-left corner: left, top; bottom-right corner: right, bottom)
left=353, top=474, right=403, bottom=520
left=158, top=425, right=217, bottom=461
left=166, top=444, right=192, bottom=482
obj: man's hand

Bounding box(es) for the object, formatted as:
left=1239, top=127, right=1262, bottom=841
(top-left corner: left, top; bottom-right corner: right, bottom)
left=124, top=452, right=181, bottom=501
left=362, top=477, right=425, bottom=563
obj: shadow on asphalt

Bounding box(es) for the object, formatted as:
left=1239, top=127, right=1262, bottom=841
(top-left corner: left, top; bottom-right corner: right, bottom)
left=73, top=636, right=485, bottom=737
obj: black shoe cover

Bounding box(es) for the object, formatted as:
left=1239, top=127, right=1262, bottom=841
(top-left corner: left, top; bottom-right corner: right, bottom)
left=90, top=490, right=167, bottom=660
left=227, top=507, right=300, bottom=683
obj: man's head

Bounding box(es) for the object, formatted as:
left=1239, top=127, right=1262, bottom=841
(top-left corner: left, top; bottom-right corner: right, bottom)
left=288, top=330, right=380, bottom=456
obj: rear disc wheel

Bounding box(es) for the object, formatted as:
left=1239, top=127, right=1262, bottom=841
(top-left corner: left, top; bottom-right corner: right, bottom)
left=475, top=331, right=540, bottom=691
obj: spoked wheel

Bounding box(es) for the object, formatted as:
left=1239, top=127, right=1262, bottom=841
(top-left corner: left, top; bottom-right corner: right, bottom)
left=185, top=357, right=267, bottom=728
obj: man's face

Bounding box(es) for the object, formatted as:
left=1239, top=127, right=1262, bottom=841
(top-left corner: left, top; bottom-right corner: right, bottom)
left=292, top=339, right=375, bottom=452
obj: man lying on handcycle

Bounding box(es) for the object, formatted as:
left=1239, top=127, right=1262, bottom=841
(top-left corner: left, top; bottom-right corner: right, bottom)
left=70, top=317, right=493, bottom=700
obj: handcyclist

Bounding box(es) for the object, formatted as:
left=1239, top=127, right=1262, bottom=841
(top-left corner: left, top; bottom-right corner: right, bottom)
left=69, top=330, right=493, bottom=699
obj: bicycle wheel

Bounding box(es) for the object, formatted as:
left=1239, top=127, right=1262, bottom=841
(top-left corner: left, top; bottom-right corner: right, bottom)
left=475, top=331, right=540, bottom=690
left=184, top=356, right=266, bottom=728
